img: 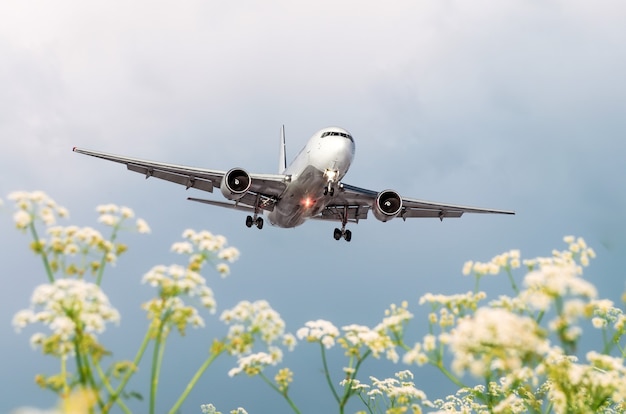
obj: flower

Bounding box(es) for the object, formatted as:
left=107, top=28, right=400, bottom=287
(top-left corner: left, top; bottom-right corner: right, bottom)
left=221, top=300, right=290, bottom=355
left=13, top=279, right=119, bottom=356
left=228, top=349, right=282, bottom=377
left=444, top=307, right=549, bottom=377
left=296, top=319, right=339, bottom=349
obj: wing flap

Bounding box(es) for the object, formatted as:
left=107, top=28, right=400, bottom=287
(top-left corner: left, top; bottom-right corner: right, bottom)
left=312, top=205, right=370, bottom=222
left=127, top=164, right=214, bottom=192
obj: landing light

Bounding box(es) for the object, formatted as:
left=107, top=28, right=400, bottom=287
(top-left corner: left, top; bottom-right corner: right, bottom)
left=324, top=169, right=338, bottom=181
left=301, top=197, right=315, bottom=208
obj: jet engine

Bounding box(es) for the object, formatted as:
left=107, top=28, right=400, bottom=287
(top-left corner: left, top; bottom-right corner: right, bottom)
left=372, top=190, right=403, bottom=222
left=220, top=168, right=251, bottom=201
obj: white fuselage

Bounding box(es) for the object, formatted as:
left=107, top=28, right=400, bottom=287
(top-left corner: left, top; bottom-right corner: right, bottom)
left=267, top=127, right=355, bottom=228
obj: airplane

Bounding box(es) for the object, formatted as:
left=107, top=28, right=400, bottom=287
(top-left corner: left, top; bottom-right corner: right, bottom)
left=73, top=126, right=514, bottom=242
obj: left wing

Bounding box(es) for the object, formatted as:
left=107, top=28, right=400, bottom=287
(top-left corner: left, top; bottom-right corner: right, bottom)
left=72, top=147, right=289, bottom=211
left=315, top=182, right=514, bottom=222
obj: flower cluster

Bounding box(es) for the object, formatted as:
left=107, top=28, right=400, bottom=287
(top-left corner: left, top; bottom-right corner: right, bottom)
left=227, top=349, right=283, bottom=377
left=220, top=300, right=296, bottom=385
left=8, top=191, right=69, bottom=229
left=296, top=319, right=340, bottom=349
left=201, top=404, right=248, bottom=414
left=13, top=279, right=120, bottom=356
left=173, top=229, right=239, bottom=276
left=141, top=229, right=239, bottom=338
left=220, top=300, right=293, bottom=356
left=462, top=249, right=521, bottom=277
left=344, top=370, right=432, bottom=413
left=340, top=324, right=399, bottom=362
left=442, top=307, right=550, bottom=377
left=538, top=348, right=626, bottom=413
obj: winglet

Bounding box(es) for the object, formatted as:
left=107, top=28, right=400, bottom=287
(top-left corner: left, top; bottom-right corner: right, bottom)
left=279, top=125, right=287, bottom=174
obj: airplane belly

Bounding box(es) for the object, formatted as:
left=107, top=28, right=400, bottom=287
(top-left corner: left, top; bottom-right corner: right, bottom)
left=267, top=165, right=328, bottom=228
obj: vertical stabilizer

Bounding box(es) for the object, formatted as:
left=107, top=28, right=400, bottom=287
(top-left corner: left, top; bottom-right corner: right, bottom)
left=279, top=125, right=287, bottom=174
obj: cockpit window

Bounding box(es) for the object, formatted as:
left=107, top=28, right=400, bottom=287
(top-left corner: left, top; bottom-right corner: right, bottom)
left=321, top=131, right=354, bottom=142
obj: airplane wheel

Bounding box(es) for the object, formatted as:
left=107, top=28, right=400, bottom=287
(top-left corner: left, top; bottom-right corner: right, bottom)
left=333, top=228, right=342, bottom=240
left=324, top=187, right=328, bottom=196
left=344, top=229, right=352, bottom=242
left=256, top=217, right=264, bottom=229
left=245, top=216, right=253, bottom=228
left=329, top=187, right=335, bottom=196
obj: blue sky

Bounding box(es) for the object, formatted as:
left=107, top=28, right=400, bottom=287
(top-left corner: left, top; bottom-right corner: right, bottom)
left=1, top=1, right=625, bottom=412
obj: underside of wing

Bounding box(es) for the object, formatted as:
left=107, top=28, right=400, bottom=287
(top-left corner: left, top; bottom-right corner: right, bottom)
left=73, top=147, right=289, bottom=205
left=328, top=182, right=514, bottom=222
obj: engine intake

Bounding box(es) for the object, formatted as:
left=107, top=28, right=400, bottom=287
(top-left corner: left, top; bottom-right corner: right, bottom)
left=220, top=168, right=251, bottom=200
left=373, top=190, right=403, bottom=222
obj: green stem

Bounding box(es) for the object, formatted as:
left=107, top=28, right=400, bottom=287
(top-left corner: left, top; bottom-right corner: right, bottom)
left=434, top=359, right=467, bottom=389
left=104, top=328, right=152, bottom=412
left=320, top=342, right=340, bottom=404
left=259, top=372, right=301, bottom=414
left=29, top=222, right=54, bottom=283
left=339, top=351, right=371, bottom=412
left=150, top=312, right=171, bottom=414
left=94, top=360, right=131, bottom=414
left=96, top=224, right=120, bottom=286
left=505, top=267, right=519, bottom=295
left=168, top=349, right=224, bottom=414
left=61, top=355, right=69, bottom=397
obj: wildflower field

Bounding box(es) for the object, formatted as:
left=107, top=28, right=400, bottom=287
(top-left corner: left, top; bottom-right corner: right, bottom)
left=4, top=191, right=625, bottom=414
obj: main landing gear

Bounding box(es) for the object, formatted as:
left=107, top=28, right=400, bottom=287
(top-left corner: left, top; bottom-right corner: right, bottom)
left=333, top=227, right=352, bottom=242
left=246, top=215, right=263, bottom=229
left=332, top=205, right=352, bottom=242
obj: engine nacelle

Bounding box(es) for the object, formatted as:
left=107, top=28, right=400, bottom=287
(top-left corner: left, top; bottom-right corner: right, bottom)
left=220, top=168, right=252, bottom=201
left=372, top=190, right=403, bottom=222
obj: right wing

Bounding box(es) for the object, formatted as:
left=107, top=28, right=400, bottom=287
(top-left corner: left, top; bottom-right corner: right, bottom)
left=72, top=147, right=289, bottom=211
left=313, top=182, right=514, bottom=223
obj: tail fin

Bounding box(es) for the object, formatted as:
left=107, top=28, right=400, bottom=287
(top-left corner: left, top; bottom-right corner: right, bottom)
left=279, top=125, right=287, bottom=174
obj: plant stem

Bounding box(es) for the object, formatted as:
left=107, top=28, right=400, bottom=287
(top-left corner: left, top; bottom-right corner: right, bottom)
left=320, top=343, right=340, bottom=404
left=339, top=351, right=370, bottom=413
left=168, top=349, right=223, bottom=414
left=259, top=372, right=302, bottom=414
left=96, top=224, right=120, bottom=286
left=150, top=311, right=170, bottom=414
left=29, top=222, right=54, bottom=283
left=105, top=328, right=152, bottom=412
left=94, top=360, right=132, bottom=414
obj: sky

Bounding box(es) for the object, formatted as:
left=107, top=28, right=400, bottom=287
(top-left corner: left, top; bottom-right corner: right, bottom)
left=1, top=0, right=625, bottom=412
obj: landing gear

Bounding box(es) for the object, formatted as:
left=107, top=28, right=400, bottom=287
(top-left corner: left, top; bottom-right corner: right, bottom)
left=323, top=169, right=338, bottom=197
left=246, top=215, right=263, bottom=229
left=333, top=227, right=352, bottom=242
left=332, top=205, right=352, bottom=242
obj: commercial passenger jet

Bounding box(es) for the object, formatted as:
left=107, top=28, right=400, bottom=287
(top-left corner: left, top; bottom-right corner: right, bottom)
left=73, top=126, right=514, bottom=241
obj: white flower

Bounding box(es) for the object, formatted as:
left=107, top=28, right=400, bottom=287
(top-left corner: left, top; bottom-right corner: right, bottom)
left=13, top=210, right=32, bottom=229
left=296, top=319, right=339, bottom=348
left=13, top=279, right=120, bottom=355
left=221, top=300, right=288, bottom=353
left=120, top=206, right=134, bottom=218
left=171, top=242, right=193, bottom=254
left=228, top=351, right=279, bottom=377
left=446, top=308, right=549, bottom=377
left=136, top=218, right=151, bottom=234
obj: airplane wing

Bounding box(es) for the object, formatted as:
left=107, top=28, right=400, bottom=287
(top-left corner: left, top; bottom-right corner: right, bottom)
left=314, top=182, right=514, bottom=223
left=72, top=147, right=289, bottom=211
